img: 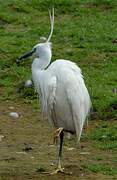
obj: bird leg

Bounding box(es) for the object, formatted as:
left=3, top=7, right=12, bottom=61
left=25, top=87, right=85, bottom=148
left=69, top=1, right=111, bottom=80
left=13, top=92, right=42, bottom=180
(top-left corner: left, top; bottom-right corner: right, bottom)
left=53, top=127, right=64, bottom=144
left=41, top=128, right=72, bottom=175
left=50, top=128, right=65, bottom=174
left=50, top=128, right=72, bottom=175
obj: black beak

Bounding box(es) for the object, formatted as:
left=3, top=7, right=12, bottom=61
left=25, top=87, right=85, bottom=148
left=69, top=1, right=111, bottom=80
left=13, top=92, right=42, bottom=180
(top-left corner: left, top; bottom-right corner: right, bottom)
left=16, top=48, right=36, bottom=63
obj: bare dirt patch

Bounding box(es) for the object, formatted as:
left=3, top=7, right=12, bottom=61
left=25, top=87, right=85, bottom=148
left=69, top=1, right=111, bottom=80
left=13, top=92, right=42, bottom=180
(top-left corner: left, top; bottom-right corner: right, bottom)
left=0, top=101, right=116, bottom=179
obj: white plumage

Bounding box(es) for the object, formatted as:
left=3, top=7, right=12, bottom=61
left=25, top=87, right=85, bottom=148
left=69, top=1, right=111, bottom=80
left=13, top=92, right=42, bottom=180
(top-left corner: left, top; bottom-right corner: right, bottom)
left=17, top=9, right=91, bottom=174
left=32, top=57, right=91, bottom=142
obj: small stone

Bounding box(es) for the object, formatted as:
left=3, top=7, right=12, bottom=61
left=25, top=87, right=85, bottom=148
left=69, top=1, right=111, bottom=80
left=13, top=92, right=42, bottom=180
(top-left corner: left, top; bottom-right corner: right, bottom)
left=40, top=36, right=47, bottom=42
left=0, top=135, right=4, bottom=141
left=23, top=143, right=33, bottom=152
left=67, top=147, right=75, bottom=151
left=102, top=135, right=107, bottom=139
left=8, top=106, right=15, bottom=110
left=24, top=79, right=33, bottom=88
left=50, top=162, right=54, bottom=166
left=31, top=156, right=34, bottom=159
left=112, top=39, right=117, bottom=43
left=9, top=112, right=19, bottom=119
left=79, top=152, right=90, bottom=155
left=112, top=88, right=117, bottom=94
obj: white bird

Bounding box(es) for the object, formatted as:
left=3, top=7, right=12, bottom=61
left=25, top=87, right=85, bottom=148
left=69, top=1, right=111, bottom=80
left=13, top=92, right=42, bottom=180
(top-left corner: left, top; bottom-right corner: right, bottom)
left=17, top=9, right=91, bottom=174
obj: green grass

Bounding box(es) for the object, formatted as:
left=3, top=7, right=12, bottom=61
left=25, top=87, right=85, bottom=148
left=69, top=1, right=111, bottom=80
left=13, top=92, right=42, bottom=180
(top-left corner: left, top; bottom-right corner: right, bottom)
left=0, top=0, right=117, bottom=172
left=82, top=121, right=117, bottom=151
left=36, top=165, right=46, bottom=173
left=0, top=0, right=117, bottom=119
left=82, top=163, right=117, bottom=175
left=0, top=1, right=117, bottom=178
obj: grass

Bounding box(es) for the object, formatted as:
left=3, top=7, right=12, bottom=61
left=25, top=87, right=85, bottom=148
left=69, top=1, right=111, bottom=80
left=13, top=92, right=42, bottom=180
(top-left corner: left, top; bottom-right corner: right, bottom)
left=0, top=0, right=117, bottom=119
left=81, top=121, right=117, bottom=151
left=82, top=163, right=117, bottom=175
left=0, top=0, right=117, bottom=179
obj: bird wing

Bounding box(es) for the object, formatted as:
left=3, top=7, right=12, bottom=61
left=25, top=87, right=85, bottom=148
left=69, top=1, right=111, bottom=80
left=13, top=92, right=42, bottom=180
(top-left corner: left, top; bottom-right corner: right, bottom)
left=48, top=59, right=91, bottom=142
left=46, top=76, right=58, bottom=126
left=66, top=75, right=90, bottom=142
left=47, top=76, right=57, bottom=109
left=37, top=72, right=57, bottom=125
left=32, top=68, right=57, bottom=124
left=34, top=59, right=91, bottom=142
left=66, top=61, right=91, bottom=142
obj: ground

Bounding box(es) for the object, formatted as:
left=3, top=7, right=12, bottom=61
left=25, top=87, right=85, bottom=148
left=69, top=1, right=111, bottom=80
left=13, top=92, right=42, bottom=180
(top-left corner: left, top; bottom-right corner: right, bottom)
left=0, top=101, right=116, bottom=180
left=0, top=0, right=117, bottom=179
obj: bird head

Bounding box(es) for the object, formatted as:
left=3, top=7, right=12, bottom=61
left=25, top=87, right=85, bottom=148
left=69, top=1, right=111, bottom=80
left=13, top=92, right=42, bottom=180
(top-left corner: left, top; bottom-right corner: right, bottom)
left=16, top=42, right=52, bottom=63
left=16, top=8, right=54, bottom=63
left=34, top=42, right=52, bottom=58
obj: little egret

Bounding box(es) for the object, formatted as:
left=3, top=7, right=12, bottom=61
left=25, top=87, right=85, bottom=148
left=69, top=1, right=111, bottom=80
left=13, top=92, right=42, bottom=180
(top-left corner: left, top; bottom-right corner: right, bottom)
left=17, top=9, right=91, bottom=174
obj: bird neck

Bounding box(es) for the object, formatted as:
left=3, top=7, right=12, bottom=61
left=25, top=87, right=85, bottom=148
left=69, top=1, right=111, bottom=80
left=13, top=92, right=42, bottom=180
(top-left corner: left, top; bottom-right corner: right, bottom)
left=32, top=53, right=52, bottom=71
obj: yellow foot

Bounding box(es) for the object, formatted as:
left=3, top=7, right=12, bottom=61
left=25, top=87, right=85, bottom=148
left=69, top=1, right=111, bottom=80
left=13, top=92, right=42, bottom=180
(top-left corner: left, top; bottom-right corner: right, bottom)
left=50, top=167, right=65, bottom=174
left=42, top=167, right=72, bottom=175
left=53, top=127, right=64, bottom=144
